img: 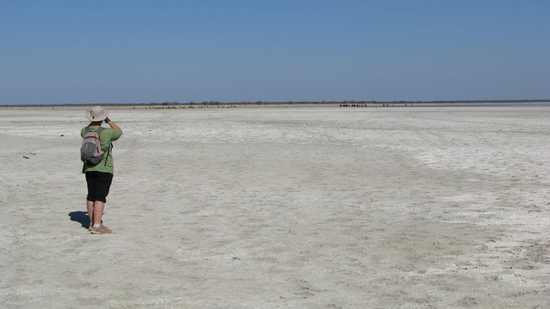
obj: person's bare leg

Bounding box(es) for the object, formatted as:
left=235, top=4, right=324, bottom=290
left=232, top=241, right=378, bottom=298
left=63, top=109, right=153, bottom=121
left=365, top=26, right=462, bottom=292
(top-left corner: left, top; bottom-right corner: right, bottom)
left=87, top=200, right=94, bottom=228
left=92, top=201, right=105, bottom=226
left=90, top=201, right=111, bottom=233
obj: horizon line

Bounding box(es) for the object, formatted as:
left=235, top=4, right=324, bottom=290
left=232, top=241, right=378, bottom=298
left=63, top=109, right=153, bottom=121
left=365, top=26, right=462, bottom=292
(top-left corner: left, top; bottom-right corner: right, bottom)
left=2, top=99, right=550, bottom=107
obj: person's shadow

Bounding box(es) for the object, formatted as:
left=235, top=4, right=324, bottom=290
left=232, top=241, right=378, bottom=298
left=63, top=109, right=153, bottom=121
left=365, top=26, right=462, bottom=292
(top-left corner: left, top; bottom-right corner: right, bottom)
left=68, top=211, right=90, bottom=229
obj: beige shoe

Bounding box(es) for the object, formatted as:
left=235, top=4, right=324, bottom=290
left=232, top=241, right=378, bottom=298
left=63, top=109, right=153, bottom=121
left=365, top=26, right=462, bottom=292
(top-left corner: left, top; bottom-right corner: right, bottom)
left=90, top=225, right=112, bottom=234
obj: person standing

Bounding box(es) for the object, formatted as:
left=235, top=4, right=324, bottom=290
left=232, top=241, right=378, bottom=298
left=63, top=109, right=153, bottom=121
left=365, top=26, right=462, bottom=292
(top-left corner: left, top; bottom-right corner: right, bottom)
left=82, top=106, right=123, bottom=234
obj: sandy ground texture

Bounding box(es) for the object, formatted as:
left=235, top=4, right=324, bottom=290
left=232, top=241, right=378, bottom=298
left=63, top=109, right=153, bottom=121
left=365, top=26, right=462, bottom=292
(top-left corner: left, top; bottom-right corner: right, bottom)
left=1, top=105, right=549, bottom=308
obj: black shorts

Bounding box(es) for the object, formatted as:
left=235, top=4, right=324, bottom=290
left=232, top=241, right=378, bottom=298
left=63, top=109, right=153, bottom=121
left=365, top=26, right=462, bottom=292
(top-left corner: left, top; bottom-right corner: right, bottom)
left=85, top=171, right=114, bottom=203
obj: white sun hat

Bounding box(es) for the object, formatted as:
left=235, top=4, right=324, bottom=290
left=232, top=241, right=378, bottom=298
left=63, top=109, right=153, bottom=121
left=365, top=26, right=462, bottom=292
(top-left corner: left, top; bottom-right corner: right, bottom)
left=85, top=106, right=109, bottom=122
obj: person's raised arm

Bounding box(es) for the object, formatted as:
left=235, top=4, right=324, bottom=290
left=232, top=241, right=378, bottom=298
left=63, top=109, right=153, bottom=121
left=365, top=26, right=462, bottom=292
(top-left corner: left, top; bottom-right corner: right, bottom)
left=104, top=117, right=122, bottom=132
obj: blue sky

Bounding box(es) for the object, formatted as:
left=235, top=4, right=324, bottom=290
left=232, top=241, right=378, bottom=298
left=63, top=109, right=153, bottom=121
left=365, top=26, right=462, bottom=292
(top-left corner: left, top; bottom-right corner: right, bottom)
left=1, top=0, right=548, bottom=104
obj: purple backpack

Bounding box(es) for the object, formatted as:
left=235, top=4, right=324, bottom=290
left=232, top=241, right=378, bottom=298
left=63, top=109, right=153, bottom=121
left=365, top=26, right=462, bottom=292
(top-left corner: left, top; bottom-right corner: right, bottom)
left=81, top=127, right=105, bottom=165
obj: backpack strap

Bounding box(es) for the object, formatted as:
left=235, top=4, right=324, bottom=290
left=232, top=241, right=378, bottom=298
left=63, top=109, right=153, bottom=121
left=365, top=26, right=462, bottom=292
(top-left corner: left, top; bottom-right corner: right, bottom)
left=104, top=142, right=112, bottom=166
left=84, top=126, right=104, bottom=135
left=93, top=127, right=110, bottom=166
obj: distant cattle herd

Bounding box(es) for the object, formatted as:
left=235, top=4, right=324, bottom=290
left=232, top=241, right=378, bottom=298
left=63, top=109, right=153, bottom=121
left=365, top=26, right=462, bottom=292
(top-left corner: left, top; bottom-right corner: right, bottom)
left=137, top=103, right=414, bottom=109
left=340, top=104, right=411, bottom=107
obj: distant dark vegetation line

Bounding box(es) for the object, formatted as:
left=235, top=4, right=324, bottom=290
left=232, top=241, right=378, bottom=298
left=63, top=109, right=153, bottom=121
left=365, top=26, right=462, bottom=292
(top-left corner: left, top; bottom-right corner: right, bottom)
left=1, top=99, right=549, bottom=107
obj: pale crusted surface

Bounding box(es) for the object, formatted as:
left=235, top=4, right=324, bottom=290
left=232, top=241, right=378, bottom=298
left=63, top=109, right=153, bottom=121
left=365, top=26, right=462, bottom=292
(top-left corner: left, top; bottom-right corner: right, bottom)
left=1, top=106, right=549, bottom=308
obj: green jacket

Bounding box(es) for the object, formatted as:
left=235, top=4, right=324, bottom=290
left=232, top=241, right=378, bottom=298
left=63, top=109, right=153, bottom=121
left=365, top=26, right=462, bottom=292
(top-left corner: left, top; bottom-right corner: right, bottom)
left=81, top=126, right=123, bottom=174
